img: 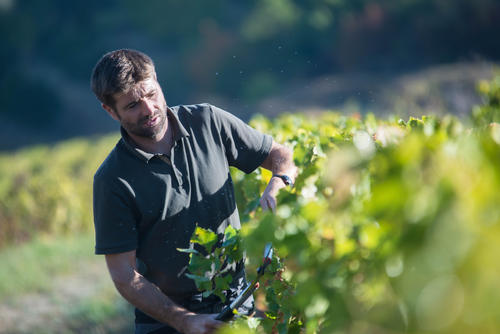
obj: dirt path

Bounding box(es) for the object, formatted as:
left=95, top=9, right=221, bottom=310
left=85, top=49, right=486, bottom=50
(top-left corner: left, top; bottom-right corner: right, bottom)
left=0, top=258, right=133, bottom=334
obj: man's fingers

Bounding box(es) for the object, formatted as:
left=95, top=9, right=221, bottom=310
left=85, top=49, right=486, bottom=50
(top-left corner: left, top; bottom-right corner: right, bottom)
left=205, top=315, right=224, bottom=333
left=260, top=195, right=271, bottom=211
left=260, top=195, right=276, bottom=213
left=267, top=197, right=276, bottom=213
left=184, top=314, right=225, bottom=334
left=260, top=197, right=268, bottom=211
left=205, top=322, right=221, bottom=331
left=207, top=314, right=224, bottom=325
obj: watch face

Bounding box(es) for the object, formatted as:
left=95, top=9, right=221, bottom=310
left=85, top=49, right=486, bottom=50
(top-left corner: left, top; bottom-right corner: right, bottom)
left=273, top=174, right=293, bottom=187
left=282, top=175, right=292, bottom=185
left=277, top=174, right=293, bottom=187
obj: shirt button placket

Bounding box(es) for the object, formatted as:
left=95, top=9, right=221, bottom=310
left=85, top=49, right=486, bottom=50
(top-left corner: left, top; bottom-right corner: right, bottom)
left=170, top=145, right=183, bottom=187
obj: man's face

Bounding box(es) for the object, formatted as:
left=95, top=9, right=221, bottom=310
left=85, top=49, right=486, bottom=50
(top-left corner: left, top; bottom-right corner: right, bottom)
left=105, top=77, right=167, bottom=139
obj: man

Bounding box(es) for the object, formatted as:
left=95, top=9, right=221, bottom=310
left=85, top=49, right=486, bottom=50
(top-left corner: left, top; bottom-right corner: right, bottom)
left=91, top=49, right=297, bottom=334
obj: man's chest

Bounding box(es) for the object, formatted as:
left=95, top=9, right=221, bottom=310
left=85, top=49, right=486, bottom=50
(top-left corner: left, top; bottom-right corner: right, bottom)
left=122, top=139, right=233, bottom=227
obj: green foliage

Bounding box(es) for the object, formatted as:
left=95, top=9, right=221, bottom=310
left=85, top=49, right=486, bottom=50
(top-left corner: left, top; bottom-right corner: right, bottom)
left=186, top=77, right=500, bottom=333
left=0, top=134, right=118, bottom=247
left=472, top=74, right=500, bottom=127
left=178, top=225, right=244, bottom=303
left=241, top=0, right=300, bottom=41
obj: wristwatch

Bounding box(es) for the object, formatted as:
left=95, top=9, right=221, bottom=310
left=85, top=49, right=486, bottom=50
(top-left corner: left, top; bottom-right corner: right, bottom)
left=273, top=174, right=294, bottom=188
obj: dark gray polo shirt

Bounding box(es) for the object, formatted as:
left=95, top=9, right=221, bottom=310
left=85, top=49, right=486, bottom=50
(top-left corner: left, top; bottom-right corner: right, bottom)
left=93, top=104, right=272, bottom=300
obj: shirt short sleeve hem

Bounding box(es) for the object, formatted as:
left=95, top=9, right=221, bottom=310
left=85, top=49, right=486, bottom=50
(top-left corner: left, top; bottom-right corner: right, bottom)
left=241, top=134, right=273, bottom=174
left=95, top=243, right=137, bottom=255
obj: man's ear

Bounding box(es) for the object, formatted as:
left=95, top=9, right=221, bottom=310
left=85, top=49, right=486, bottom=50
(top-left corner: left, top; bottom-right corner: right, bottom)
left=102, top=103, right=120, bottom=121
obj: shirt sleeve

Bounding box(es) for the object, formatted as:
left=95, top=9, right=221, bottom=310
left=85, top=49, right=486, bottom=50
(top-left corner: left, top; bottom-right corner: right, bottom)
left=93, top=173, right=139, bottom=254
left=210, top=105, right=273, bottom=174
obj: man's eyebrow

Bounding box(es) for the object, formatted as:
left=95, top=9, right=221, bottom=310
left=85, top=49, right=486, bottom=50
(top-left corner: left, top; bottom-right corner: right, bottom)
left=122, top=86, right=154, bottom=109
left=124, top=98, right=139, bottom=109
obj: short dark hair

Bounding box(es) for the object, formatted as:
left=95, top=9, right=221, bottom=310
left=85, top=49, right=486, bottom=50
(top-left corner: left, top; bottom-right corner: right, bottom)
left=91, top=49, right=156, bottom=107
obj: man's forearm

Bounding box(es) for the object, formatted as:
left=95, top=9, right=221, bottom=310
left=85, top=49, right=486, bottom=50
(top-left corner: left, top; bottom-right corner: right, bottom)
left=113, top=270, right=192, bottom=333
left=261, top=141, right=296, bottom=176
left=105, top=250, right=223, bottom=334
left=259, top=141, right=298, bottom=212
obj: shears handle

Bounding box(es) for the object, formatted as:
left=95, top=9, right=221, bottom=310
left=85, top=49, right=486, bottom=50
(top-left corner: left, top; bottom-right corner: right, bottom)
left=215, top=282, right=259, bottom=321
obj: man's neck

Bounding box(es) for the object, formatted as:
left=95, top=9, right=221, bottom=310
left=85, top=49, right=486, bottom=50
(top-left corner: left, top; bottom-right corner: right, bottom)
left=128, top=123, right=174, bottom=155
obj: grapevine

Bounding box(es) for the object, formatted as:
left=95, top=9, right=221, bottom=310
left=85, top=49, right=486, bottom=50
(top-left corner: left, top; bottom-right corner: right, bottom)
left=189, top=75, right=500, bottom=333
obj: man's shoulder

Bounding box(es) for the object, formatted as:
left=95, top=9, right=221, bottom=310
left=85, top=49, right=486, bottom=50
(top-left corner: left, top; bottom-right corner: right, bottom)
left=173, top=103, right=215, bottom=119
left=172, top=103, right=225, bottom=131
left=173, top=103, right=240, bottom=126
left=93, top=139, right=126, bottom=182
left=173, top=103, right=212, bottom=112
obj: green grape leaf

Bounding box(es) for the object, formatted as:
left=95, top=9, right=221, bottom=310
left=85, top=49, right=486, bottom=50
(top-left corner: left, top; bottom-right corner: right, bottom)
left=190, top=226, right=218, bottom=253
left=222, top=225, right=239, bottom=247
left=188, top=253, right=213, bottom=273
left=213, top=274, right=233, bottom=303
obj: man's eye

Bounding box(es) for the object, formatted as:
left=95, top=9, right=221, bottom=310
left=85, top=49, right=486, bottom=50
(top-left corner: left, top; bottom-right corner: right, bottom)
left=127, top=102, right=138, bottom=109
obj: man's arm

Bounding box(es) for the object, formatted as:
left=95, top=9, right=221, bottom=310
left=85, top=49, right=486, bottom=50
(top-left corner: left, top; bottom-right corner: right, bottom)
left=105, top=250, right=223, bottom=334
left=259, top=140, right=298, bottom=212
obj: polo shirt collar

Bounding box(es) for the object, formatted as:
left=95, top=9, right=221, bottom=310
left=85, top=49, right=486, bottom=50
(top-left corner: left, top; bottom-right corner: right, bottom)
left=120, top=107, right=189, bottom=163
left=168, top=106, right=190, bottom=140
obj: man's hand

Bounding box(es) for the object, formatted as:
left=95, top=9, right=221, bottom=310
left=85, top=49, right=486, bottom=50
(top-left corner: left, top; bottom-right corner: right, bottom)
left=260, top=141, right=298, bottom=213
left=260, top=176, right=284, bottom=213
left=181, top=313, right=224, bottom=334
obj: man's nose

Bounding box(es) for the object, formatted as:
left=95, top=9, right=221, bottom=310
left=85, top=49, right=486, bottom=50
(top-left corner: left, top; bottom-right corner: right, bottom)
left=141, top=98, right=156, bottom=116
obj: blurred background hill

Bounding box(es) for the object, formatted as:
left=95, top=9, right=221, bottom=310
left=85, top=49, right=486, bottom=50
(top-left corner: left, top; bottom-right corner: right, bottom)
left=1, top=0, right=499, bottom=150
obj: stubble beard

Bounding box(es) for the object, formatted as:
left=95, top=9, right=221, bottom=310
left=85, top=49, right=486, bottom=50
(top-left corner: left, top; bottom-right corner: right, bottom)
left=124, top=104, right=167, bottom=139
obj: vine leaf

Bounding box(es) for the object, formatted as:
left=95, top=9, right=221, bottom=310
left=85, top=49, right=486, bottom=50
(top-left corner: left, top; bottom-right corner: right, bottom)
left=190, top=225, right=218, bottom=253
left=179, top=225, right=244, bottom=304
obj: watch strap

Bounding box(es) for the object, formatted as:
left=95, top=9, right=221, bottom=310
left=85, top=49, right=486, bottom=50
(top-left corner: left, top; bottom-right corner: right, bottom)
left=273, top=174, right=294, bottom=187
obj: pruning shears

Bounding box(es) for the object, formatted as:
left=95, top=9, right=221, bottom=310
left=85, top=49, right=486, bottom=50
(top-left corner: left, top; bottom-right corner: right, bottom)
left=215, top=243, right=273, bottom=321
